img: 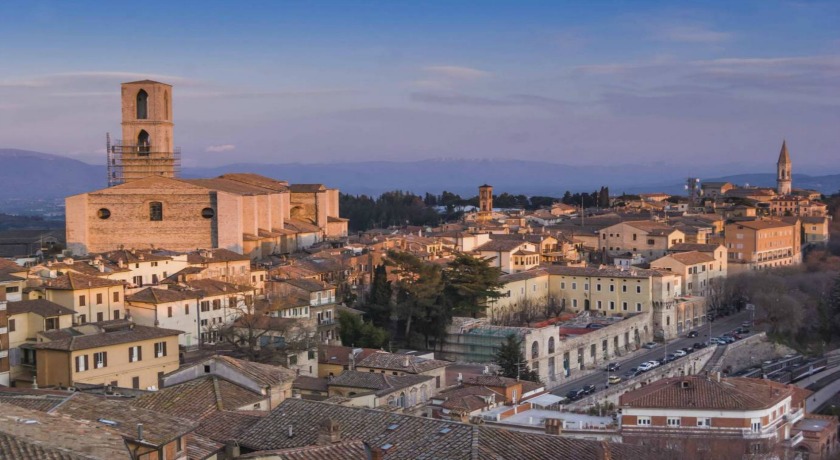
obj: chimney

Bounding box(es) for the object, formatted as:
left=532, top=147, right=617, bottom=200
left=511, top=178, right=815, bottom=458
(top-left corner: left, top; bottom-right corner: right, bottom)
left=287, top=425, right=294, bottom=438
left=225, top=441, right=240, bottom=458
left=545, top=418, right=563, bottom=435
left=365, top=444, right=385, bottom=460
left=349, top=352, right=355, bottom=371
left=137, top=424, right=144, bottom=442
left=316, top=418, right=341, bottom=445
left=403, top=356, right=410, bottom=368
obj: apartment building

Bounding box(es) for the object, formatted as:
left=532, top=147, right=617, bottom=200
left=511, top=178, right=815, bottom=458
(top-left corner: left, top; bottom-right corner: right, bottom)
left=651, top=249, right=726, bottom=297
left=599, top=221, right=686, bottom=260
left=6, top=299, right=75, bottom=385
left=724, top=219, right=801, bottom=273
left=35, top=271, right=127, bottom=323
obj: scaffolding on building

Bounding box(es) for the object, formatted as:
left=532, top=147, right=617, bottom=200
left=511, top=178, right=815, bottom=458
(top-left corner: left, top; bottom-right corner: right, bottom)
left=106, top=132, right=181, bottom=187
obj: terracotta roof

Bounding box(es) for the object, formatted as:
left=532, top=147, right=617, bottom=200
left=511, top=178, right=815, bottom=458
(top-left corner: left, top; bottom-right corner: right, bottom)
left=619, top=376, right=805, bottom=411
left=187, top=433, right=224, bottom=460
left=463, top=375, right=521, bottom=388
left=127, top=287, right=199, bottom=304
left=727, top=219, right=793, bottom=230
left=655, top=251, right=714, bottom=266
left=217, top=173, right=289, bottom=192
left=53, top=393, right=198, bottom=447
left=319, top=345, right=381, bottom=367
left=97, top=249, right=172, bottom=265
left=669, top=243, right=722, bottom=253
left=285, top=219, right=322, bottom=234
left=238, top=440, right=368, bottom=460
left=544, top=265, right=664, bottom=279
left=124, top=79, right=170, bottom=85
left=281, top=278, right=333, bottom=292
left=619, top=220, right=679, bottom=236
left=41, top=272, right=124, bottom=290
left=186, top=248, right=251, bottom=264
left=178, top=278, right=253, bottom=297
left=436, top=386, right=497, bottom=412
left=328, top=371, right=433, bottom=396
left=474, top=240, right=532, bottom=253
left=33, top=320, right=181, bottom=351
left=184, top=177, right=278, bottom=196
left=0, top=387, right=72, bottom=412
left=213, top=355, right=298, bottom=386
left=289, top=184, right=326, bottom=193
left=498, top=268, right=548, bottom=283
left=355, top=352, right=450, bottom=374
left=131, top=375, right=265, bottom=419
left=194, top=410, right=267, bottom=443
left=7, top=299, right=76, bottom=317
left=293, top=376, right=329, bottom=393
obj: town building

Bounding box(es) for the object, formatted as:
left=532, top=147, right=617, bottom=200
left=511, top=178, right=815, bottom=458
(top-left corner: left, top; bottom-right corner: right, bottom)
left=317, top=344, right=381, bottom=378
left=6, top=299, right=75, bottom=386
left=724, top=219, right=802, bottom=272
left=599, top=220, right=686, bottom=261
left=326, top=370, right=436, bottom=411
left=0, top=293, right=8, bottom=386
left=650, top=250, right=727, bottom=297
left=354, top=351, right=450, bottom=390
left=619, top=375, right=820, bottom=459
left=31, top=319, right=180, bottom=389
left=66, top=80, right=347, bottom=259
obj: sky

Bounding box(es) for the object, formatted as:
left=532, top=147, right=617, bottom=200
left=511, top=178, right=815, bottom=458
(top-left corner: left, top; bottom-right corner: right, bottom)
left=0, top=0, right=838, bottom=173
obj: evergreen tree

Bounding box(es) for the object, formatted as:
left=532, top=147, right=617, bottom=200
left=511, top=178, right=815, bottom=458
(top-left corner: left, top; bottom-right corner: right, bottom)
left=364, top=264, right=392, bottom=328
left=338, top=311, right=389, bottom=349
left=495, top=334, right=540, bottom=382
left=829, top=272, right=840, bottom=340
left=386, top=250, right=444, bottom=348
left=443, top=253, right=504, bottom=318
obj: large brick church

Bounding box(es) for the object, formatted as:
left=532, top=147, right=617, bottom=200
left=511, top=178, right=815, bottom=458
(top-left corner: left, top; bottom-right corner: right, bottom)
left=66, top=80, right=347, bottom=258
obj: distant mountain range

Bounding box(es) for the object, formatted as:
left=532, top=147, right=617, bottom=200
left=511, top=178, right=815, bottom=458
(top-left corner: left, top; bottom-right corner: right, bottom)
left=1, top=149, right=839, bottom=206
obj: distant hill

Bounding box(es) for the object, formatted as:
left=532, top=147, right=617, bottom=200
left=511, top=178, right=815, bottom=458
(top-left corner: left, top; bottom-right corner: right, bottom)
left=1, top=150, right=838, bottom=208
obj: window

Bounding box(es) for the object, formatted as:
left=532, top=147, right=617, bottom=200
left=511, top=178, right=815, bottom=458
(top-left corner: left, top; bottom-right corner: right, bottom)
left=137, top=130, right=150, bottom=155
left=622, top=285, right=627, bottom=292
left=596, top=284, right=602, bottom=292
left=78, top=314, right=87, bottom=324
left=9, top=318, right=15, bottom=332
left=184, top=304, right=190, bottom=315
left=200, top=301, right=210, bottom=312
left=697, top=418, right=711, bottom=427
left=622, top=302, right=628, bottom=311
left=212, top=299, right=221, bottom=310
left=129, top=346, right=142, bottom=363
left=636, top=303, right=642, bottom=312
left=572, top=299, right=578, bottom=308
left=133, top=275, right=143, bottom=287
left=751, top=419, right=761, bottom=432
left=97, top=208, right=111, bottom=219
left=132, top=376, right=140, bottom=389
left=561, top=282, right=565, bottom=289
left=175, top=436, right=183, bottom=454
left=155, top=341, right=167, bottom=358
left=609, top=301, right=615, bottom=310
left=136, top=90, right=148, bottom=119
left=113, top=310, right=120, bottom=320
left=94, top=351, right=107, bottom=369
left=113, top=291, right=120, bottom=302
left=667, top=417, right=681, bottom=426
left=596, top=300, right=602, bottom=310
left=638, top=416, right=651, bottom=426
left=96, top=293, right=103, bottom=304
left=75, top=355, right=89, bottom=372
left=79, top=295, right=86, bottom=307
left=96, top=312, right=104, bottom=322
left=149, top=202, right=163, bottom=221
left=609, top=284, right=615, bottom=292
left=572, top=282, right=577, bottom=290
left=636, top=285, right=641, bottom=293
left=167, top=306, right=173, bottom=318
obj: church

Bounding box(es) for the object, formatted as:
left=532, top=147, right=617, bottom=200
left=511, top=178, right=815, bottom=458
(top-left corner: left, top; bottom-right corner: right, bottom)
left=66, top=80, right=348, bottom=258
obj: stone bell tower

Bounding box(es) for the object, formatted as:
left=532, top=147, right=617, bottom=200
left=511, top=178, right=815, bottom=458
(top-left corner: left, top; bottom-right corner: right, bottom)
left=478, top=184, right=493, bottom=223
left=107, top=80, right=180, bottom=186
left=776, top=140, right=792, bottom=196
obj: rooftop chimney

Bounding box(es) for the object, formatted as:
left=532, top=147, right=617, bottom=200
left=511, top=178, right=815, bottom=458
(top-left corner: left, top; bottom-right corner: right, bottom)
left=137, top=424, right=144, bottom=441
left=316, top=418, right=341, bottom=445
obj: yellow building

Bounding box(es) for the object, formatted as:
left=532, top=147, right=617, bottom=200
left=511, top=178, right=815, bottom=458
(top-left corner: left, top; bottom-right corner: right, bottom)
left=6, top=299, right=75, bottom=385
left=32, top=319, right=180, bottom=389
left=599, top=221, right=686, bottom=260
left=34, top=271, right=126, bottom=324
left=724, top=219, right=801, bottom=272
left=650, top=249, right=727, bottom=297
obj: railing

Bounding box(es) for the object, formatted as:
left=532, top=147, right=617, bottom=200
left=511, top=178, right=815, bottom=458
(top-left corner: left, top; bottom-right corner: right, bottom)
left=786, top=431, right=804, bottom=447
left=786, top=407, right=805, bottom=424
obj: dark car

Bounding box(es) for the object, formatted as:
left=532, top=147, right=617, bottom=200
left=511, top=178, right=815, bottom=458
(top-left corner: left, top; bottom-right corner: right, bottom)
left=582, top=384, right=597, bottom=395
left=687, top=330, right=699, bottom=338
left=622, top=371, right=638, bottom=380
left=737, top=327, right=750, bottom=334
left=693, top=342, right=707, bottom=350
left=606, top=362, right=621, bottom=372
left=566, top=389, right=585, bottom=400
left=682, top=347, right=694, bottom=354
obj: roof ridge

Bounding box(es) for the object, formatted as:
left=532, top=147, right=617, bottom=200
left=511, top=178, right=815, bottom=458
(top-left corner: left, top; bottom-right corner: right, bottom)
left=212, top=376, right=224, bottom=411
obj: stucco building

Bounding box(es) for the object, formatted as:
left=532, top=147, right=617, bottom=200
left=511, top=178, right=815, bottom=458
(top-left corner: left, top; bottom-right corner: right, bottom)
left=724, top=219, right=801, bottom=272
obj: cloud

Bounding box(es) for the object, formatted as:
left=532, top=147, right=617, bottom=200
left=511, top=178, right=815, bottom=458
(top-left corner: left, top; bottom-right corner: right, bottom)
left=205, top=144, right=236, bottom=153
left=423, top=66, right=491, bottom=80
left=411, top=92, right=509, bottom=107
left=658, top=25, right=732, bottom=43
left=0, top=71, right=194, bottom=89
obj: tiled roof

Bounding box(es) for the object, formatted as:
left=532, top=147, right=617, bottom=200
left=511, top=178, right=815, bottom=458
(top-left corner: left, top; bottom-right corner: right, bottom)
left=214, top=355, right=298, bottom=386
left=293, top=376, right=329, bottom=393
left=0, top=387, right=73, bottom=412
left=42, top=272, right=124, bottom=290
left=187, top=433, right=224, bottom=460
left=237, top=398, right=672, bottom=459
left=463, top=375, right=520, bottom=388
left=126, top=287, right=199, bottom=304
left=328, top=371, right=433, bottom=396
left=498, top=268, right=548, bottom=283
left=289, top=184, right=326, bottom=193
left=33, top=320, right=181, bottom=351
left=131, top=375, right=264, bottom=419
left=186, top=248, right=251, bottom=264
left=285, top=219, right=322, bottom=233
left=474, top=240, right=531, bottom=253
left=727, top=219, right=793, bottom=230
left=319, top=345, right=381, bottom=367
left=619, top=220, right=679, bottom=236
left=194, top=410, right=267, bottom=443
left=178, top=278, right=253, bottom=297
left=7, top=299, right=76, bottom=317
left=544, top=265, right=663, bottom=279
left=619, top=376, right=803, bottom=411
left=655, top=251, right=714, bottom=266
left=218, top=173, right=289, bottom=192
left=355, top=352, right=450, bottom=374
left=669, top=243, right=721, bottom=253
left=97, top=249, right=172, bottom=265
left=53, top=393, right=198, bottom=447
left=0, top=402, right=130, bottom=459
left=239, top=440, right=368, bottom=460
left=281, top=277, right=333, bottom=292
left=436, top=386, right=497, bottom=412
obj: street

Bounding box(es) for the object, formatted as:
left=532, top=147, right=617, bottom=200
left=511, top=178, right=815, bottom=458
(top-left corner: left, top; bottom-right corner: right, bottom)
left=551, top=310, right=751, bottom=399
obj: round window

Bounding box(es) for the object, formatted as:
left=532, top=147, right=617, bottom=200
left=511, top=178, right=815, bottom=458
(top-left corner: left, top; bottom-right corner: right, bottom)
left=97, top=208, right=111, bottom=219
left=201, top=207, right=215, bottom=219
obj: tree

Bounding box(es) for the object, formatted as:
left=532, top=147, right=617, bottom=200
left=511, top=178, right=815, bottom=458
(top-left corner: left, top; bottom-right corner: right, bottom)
left=494, top=334, right=539, bottom=382
left=338, top=311, right=389, bottom=349
left=363, top=264, right=392, bottom=328
left=443, top=253, right=504, bottom=318
left=827, top=272, right=840, bottom=340
left=386, top=250, right=444, bottom=348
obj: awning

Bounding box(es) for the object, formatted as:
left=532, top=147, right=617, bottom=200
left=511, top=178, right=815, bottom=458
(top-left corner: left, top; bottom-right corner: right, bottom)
left=527, top=393, right=565, bottom=408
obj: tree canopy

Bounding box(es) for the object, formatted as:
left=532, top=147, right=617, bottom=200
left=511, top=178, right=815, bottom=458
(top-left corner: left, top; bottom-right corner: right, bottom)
left=494, top=334, right=540, bottom=383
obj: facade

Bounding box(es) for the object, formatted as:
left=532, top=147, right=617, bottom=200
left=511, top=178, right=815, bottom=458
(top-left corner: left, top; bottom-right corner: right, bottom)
left=474, top=239, right=540, bottom=274
left=724, top=219, right=802, bottom=272
left=651, top=250, right=726, bottom=297
left=620, top=375, right=812, bottom=459
left=599, top=221, right=686, bottom=260
left=32, top=319, right=180, bottom=389
left=701, top=182, right=735, bottom=198
left=66, top=80, right=347, bottom=259
left=36, top=271, right=127, bottom=324
left=6, top=299, right=75, bottom=385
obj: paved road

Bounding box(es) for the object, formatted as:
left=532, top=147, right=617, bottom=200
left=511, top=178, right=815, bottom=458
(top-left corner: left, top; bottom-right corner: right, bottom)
left=551, top=311, right=751, bottom=399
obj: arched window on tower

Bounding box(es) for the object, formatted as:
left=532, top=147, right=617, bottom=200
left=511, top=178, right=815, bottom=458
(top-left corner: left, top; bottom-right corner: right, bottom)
left=136, top=90, right=148, bottom=119
left=137, top=130, right=150, bottom=155
left=163, top=90, right=169, bottom=120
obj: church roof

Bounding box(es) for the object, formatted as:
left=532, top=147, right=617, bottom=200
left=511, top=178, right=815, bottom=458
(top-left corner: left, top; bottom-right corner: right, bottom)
left=123, top=79, right=172, bottom=86
left=778, top=140, right=791, bottom=164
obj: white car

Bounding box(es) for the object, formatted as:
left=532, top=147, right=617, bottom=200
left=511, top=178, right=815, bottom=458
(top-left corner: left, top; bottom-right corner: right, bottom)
left=648, top=360, right=660, bottom=369
left=637, top=362, right=654, bottom=372
left=673, top=350, right=687, bottom=358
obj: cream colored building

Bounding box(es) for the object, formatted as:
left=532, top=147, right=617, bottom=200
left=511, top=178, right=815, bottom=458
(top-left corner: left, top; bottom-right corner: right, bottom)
left=474, top=239, right=540, bottom=274
left=6, top=299, right=75, bottom=385
left=32, top=320, right=180, bottom=389
left=651, top=250, right=727, bottom=297
left=599, top=221, right=686, bottom=260
left=31, top=271, right=127, bottom=324
left=724, top=219, right=801, bottom=272
left=66, top=80, right=347, bottom=259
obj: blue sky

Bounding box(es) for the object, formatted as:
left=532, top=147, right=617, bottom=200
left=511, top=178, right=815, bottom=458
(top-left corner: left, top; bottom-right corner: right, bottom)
left=1, top=0, right=838, bottom=173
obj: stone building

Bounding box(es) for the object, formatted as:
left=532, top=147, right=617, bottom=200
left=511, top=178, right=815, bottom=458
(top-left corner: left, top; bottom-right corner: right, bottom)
left=66, top=80, right=347, bottom=259
left=777, top=140, right=792, bottom=195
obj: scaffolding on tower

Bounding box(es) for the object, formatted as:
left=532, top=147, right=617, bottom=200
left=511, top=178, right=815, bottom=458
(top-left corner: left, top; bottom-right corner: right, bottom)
left=105, top=131, right=181, bottom=187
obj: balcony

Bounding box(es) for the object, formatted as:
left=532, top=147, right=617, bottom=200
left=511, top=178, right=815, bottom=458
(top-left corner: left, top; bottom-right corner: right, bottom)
left=785, top=407, right=805, bottom=424
left=784, top=431, right=804, bottom=447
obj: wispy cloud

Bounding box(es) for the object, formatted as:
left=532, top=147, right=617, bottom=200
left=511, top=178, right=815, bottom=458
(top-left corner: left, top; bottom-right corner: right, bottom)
left=205, top=144, right=236, bottom=153
left=0, top=71, right=194, bottom=88
left=423, top=66, right=491, bottom=80
left=411, top=92, right=509, bottom=107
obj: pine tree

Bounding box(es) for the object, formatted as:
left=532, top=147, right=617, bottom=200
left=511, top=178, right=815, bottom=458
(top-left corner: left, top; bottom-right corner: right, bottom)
left=365, top=264, right=393, bottom=329
left=443, top=253, right=504, bottom=318
left=495, top=334, right=540, bottom=382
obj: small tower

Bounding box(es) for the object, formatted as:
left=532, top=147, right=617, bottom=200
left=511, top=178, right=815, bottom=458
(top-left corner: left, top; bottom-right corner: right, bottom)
left=478, top=184, right=493, bottom=222
left=108, top=80, right=180, bottom=185
left=776, top=140, right=792, bottom=196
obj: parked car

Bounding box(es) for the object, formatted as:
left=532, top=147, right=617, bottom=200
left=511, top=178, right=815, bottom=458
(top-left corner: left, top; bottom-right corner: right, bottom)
left=741, top=321, right=752, bottom=328
left=649, top=360, right=661, bottom=368
left=687, top=330, right=699, bottom=338
left=642, top=342, right=658, bottom=349
left=622, top=370, right=638, bottom=380
left=673, top=349, right=687, bottom=358
left=637, top=362, right=654, bottom=372
left=693, top=342, right=707, bottom=350
left=606, top=362, right=621, bottom=372
left=736, top=327, right=750, bottom=334
left=566, top=388, right=586, bottom=401
left=608, top=375, right=622, bottom=385
left=582, top=384, right=597, bottom=395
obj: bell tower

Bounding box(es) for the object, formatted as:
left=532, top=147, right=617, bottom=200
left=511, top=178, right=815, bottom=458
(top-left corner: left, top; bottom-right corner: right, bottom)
left=776, top=140, right=792, bottom=196
left=107, top=80, right=179, bottom=185
left=478, top=184, right=493, bottom=223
